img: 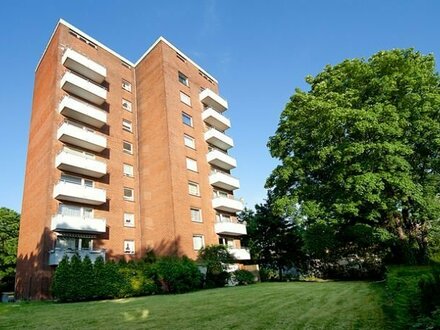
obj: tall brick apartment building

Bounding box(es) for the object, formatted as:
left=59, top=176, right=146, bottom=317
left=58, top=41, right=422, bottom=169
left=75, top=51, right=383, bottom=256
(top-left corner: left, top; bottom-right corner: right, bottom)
left=16, top=19, right=249, bottom=299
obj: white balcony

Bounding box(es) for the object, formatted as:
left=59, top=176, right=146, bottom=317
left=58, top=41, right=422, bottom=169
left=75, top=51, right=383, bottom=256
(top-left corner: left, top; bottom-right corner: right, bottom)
left=229, top=248, right=251, bottom=261
left=51, top=214, right=106, bottom=234
left=199, top=89, right=228, bottom=112
left=204, top=129, right=234, bottom=150
left=61, top=71, right=107, bottom=105
left=212, top=196, right=244, bottom=213
left=55, top=150, right=106, bottom=178
left=209, top=172, right=240, bottom=190
left=49, top=249, right=105, bottom=266
left=59, top=96, right=107, bottom=128
left=202, top=108, right=231, bottom=131
left=215, top=222, right=247, bottom=236
left=53, top=181, right=106, bottom=205
left=57, top=121, right=107, bottom=152
left=62, top=48, right=107, bottom=83
left=207, top=150, right=237, bottom=170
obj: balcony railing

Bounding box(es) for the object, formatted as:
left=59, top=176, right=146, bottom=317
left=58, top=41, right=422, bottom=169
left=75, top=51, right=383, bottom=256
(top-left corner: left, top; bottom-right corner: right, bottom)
left=204, top=128, right=234, bottom=150
left=209, top=171, right=240, bottom=190
left=228, top=248, right=251, bottom=261
left=62, top=48, right=107, bottom=83
left=206, top=149, right=237, bottom=170
left=57, top=120, right=107, bottom=152
left=59, top=95, right=107, bottom=128
left=60, top=71, right=107, bottom=105
left=49, top=249, right=105, bottom=266
left=55, top=149, right=107, bottom=178
left=51, top=214, right=106, bottom=234
left=199, top=89, right=228, bottom=112
left=202, top=108, right=231, bottom=131
left=212, top=196, right=244, bottom=213
left=53, top=180, right=106, bottom=205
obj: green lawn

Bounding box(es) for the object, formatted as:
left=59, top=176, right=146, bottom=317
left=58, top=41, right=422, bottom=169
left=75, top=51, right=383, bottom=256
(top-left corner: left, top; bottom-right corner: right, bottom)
left=0, top=281, right=385, bottom=329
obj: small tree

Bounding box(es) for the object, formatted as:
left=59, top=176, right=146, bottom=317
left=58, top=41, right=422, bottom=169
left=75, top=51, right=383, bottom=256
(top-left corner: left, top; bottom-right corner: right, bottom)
left=80, top=256, right=95, bottom=300
left=51, top=256, right=71, bottom=301
left=240, top=197, right=304, bottom=280
left=0, top=207, right=20, bottom=291
left=69, top=254, right=83, bottom=300
left=198, top=245, right=235, bottom=287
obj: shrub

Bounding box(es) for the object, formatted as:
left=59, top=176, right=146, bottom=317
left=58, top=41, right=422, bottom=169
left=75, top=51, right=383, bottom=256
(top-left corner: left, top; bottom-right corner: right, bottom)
left=118, top=261, right=158, bottom=297
left=51, top=256, right=71, bottom=302
left=154, top=256, right=202, bottom=293
left=259, top=267, right=278, bottom=282
left=232, top=270, right=255, bottom=285
left=418, top=266, right=440, bottom=315
left=198, top=245, right=235, bottom=288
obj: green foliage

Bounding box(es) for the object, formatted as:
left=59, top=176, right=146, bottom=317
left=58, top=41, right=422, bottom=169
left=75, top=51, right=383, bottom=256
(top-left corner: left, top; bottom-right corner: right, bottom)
left=52, top=254, right=201, bottom=301
left=51, top=256, right=72, bottom=302
left=381, top=265, right=434, bottom=329
left=118, top=261, right=157, bottom=297
left=198, top=245, right=235, bottom=287
left=0, top=207, right=20, bottom=291
left=154, top=256, right=202, bottom=293
left=69, top=254, right=84, bottom=300
left=240, top=198, right=304, bottom=279
left=232, top=270, right=255, bottom=285
left=267, top=49, right=440, bottom=264
left=418, top=266, right=440, bottom=316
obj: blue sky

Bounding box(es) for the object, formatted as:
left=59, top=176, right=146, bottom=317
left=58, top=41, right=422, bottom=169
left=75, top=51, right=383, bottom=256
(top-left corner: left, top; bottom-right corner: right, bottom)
left=0, top=0, right=439, bottom=212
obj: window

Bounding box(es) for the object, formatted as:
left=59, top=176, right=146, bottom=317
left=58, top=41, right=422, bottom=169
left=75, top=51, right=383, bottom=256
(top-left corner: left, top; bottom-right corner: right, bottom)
left=178, top=72, right=189, bottom=86
left=124, top=187, right=134, bottom=201
left=219, top=237, right=235, bottom=248
left=182, top=112, right=193, bottom=127
left=122, top=99, right=132, bottom=112
left=191, top=208, right=202, bottom=223
left=186, top=157, right=198, bottom=172
left=216, top=213, right=232, bottom=223
left=122, top=80, right=132, bottom=92
left=124, top=213, right=135, bottom=227
left=59, top=204, right=93, bottom=218
left=122, top=119, right=132, bottom=132
left=56, top=237, right=93, bottom=250
left=180, top=92, right=191, bottom=106
left=63, top=146, right=95, bottom=159
left=183, top=134, right=195, bottom=149
left=123, top=141, right=133, bottom=154
left=124, top=240, right=135, bottom=254
left=193, top=235, right=205, bottom=250
left=60, top=174, right=93, bottom=187
left=214, top=189, right=228, bottom=198
left=188, top=182, right=200, bottom=196
left=123, top=164, right=134, bottom=177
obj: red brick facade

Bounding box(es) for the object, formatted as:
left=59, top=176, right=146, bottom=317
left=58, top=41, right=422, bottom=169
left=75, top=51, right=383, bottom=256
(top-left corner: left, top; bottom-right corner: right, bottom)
left=16, top=20, right=246, bottom=299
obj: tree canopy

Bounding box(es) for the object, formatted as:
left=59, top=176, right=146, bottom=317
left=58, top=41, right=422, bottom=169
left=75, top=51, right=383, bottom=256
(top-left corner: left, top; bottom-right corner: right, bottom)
left=0, top=207, right=20, bottom=290
left=267, top=49, right=440, bottom=263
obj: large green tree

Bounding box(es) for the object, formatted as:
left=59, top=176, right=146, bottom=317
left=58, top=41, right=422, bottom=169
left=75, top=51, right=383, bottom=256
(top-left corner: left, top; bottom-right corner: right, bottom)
left=0, top=207, right=20, bottom=290
left=267, top=49, right=440, bottom=263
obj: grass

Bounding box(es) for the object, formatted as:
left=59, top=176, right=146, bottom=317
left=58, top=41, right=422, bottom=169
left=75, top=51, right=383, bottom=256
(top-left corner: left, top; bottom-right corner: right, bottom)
left=0, top=281, right=386, bottom=329
left=381, top=265, right=434, bottom=329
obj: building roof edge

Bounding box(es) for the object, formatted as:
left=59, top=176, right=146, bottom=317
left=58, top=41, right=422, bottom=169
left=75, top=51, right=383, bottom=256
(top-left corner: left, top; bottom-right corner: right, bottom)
left=35, top=19, right=135, bottom=72
left=134, top=36, right=218, bottom=83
